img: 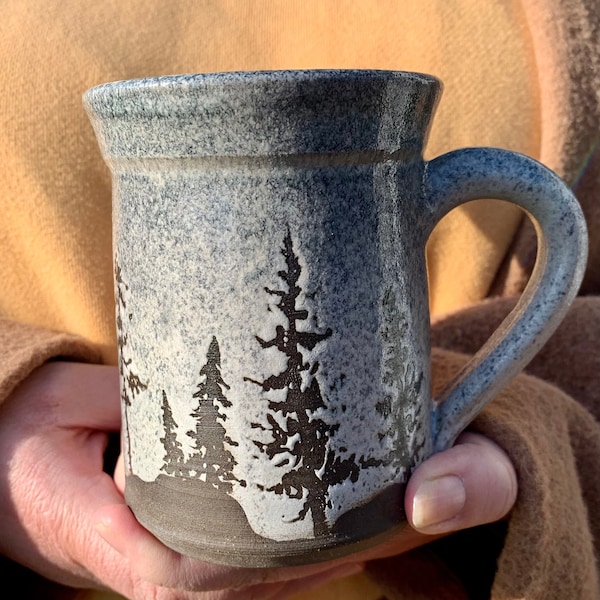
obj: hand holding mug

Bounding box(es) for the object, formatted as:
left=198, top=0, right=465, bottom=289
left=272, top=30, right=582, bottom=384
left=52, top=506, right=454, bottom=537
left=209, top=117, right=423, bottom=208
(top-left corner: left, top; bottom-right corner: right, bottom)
left=0, top=361, right=516, bottom=599
left=84, top=70, right=586, bottom=567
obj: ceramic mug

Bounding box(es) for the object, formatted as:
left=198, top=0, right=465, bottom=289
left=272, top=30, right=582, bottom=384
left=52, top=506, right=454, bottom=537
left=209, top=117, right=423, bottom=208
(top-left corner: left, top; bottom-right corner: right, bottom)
left=84, top=70, right=587, bottom=567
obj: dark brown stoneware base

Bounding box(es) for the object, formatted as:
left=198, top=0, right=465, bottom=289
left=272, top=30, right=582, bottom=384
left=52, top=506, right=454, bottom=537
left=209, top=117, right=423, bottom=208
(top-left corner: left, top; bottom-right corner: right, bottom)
left=125, top=474, right=407, bottom=567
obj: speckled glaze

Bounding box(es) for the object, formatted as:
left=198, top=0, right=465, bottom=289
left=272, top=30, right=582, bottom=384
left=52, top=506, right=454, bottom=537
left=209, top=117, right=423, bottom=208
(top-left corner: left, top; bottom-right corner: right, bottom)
left=84, top=70, right=587, bottom=567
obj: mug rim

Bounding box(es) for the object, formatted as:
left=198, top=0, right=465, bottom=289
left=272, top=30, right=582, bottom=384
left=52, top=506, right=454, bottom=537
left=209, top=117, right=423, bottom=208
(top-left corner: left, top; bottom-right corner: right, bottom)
left=84, top=69, right=442, bottom=158
left=84, top=69, right=441, bottom=111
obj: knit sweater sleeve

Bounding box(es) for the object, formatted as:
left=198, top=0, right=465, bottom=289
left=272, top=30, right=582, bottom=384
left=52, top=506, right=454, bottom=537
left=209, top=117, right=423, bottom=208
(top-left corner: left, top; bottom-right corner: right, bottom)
left=0, top=318, right=102, bottom=406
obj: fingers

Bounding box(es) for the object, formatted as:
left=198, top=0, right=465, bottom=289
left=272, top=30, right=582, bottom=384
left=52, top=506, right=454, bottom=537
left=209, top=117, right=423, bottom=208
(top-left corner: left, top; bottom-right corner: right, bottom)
left=96, top=431, right=517, bottom=594
left=0, top=362, right=129, bottom=588
left=21, top=362, right=122, bottom=431
left=55, top=363, right=122, bottom=430
left=405, top=432, right=518, bottom=535
left=113, top=453, right=126, bottom=493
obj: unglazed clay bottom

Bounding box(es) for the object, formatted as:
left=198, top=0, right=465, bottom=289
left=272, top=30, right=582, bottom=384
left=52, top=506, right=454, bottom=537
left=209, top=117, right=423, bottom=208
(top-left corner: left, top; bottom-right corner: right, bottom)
left=125, top=475, right=407, bottom=566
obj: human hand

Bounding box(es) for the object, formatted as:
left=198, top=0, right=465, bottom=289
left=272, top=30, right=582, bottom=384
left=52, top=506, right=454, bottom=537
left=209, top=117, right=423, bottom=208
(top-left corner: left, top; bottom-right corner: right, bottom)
left=0, top=361, right=517, bottom=599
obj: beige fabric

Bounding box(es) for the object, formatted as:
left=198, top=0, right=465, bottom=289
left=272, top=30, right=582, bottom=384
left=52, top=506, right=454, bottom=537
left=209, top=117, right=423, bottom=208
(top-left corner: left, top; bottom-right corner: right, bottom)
left=0, top=318, right=100, bottom=403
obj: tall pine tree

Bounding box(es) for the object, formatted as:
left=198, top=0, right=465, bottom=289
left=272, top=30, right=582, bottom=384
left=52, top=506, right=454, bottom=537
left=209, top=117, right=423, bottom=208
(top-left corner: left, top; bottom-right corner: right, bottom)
left=245, top=228, right=363, bottom=537
left=378, top=288, right=425, bottom=472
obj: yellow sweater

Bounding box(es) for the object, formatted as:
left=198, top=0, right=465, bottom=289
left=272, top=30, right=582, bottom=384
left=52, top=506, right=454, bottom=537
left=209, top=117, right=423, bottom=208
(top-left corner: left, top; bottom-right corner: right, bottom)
left=0, top=0, right=541, bottom=366
left=1, top=1, right=599, bottom=599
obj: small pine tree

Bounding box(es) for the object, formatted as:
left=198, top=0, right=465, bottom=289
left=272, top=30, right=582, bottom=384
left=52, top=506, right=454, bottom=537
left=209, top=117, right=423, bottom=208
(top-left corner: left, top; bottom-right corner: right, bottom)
left=186, top=336, right=238, bottom=491
left=114, top=258, right=147, bottom=470
left=160, top=390, right=186, bottom=475
left=378, top=288, right=425, bottom=473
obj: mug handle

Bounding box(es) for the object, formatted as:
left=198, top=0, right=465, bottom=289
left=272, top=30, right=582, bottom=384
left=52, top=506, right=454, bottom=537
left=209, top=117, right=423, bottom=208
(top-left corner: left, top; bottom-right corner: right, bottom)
left=425, top=147, right=588, bottom=453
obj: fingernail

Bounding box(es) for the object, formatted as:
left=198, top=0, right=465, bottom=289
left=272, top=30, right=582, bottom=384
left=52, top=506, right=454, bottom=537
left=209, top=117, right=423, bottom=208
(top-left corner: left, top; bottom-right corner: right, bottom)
left=94, top=519, right=126, bottom=556
left=412, top=475, right=466, bottom=532
left=94, top=520, right=109, bottom=536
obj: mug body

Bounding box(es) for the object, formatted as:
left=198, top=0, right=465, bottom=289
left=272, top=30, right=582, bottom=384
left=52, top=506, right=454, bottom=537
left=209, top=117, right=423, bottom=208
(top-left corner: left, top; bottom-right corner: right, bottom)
left=85, top=70, right=441, bottom=566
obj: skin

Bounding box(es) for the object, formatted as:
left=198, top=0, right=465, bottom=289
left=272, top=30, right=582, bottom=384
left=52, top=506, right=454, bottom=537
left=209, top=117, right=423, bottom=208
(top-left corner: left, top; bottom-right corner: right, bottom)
left=0, top=362, right=517, bottom=599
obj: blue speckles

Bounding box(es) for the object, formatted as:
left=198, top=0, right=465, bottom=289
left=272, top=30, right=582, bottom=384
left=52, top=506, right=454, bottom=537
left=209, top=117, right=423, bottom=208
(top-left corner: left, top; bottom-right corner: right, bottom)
left=84, top=70, right=440, bottom=159
left=429, top=147, right=587, bottom=452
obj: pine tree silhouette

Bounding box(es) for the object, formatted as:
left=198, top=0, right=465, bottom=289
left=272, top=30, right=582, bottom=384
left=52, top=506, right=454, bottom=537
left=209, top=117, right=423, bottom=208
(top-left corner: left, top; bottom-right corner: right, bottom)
left=160, top=390, right=186, bottom=475
left=115, top=258, right=147, bottom=470
left=186, top=336, right=239, bottom=491
left=245, top=228, right=364, bottom=537
left=378, top=288, right=425, bottom=471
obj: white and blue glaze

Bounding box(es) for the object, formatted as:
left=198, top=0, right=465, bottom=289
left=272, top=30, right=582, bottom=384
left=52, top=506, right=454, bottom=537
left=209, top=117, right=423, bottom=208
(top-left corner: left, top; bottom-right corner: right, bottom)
left=84, top=70, right=587, bottom=567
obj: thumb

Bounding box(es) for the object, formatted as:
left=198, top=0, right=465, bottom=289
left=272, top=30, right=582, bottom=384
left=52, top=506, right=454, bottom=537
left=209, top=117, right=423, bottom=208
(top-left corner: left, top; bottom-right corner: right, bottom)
left=405, top=432, right=518, bottom=534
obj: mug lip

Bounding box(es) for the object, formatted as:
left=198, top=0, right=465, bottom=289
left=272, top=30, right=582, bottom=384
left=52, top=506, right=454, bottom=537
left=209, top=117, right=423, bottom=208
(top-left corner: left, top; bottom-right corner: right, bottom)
left=84, top=69, right=441, bottom=110
left=84, top=69, right=442, bottom=158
